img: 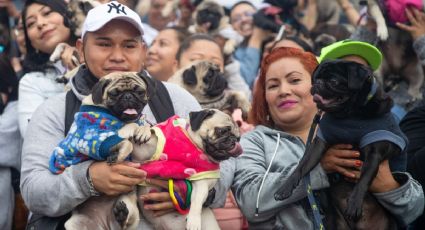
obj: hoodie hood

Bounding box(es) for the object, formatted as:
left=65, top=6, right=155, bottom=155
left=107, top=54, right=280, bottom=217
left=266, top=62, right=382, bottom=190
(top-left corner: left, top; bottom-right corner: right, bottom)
left=69, top=65, right=99, bottom=101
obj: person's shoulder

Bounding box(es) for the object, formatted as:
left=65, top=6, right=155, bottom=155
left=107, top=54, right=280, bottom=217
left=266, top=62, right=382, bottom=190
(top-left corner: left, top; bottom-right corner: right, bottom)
left=36, top=92, right=67, bottom=115
left=162, top=82, right=201, bottom=107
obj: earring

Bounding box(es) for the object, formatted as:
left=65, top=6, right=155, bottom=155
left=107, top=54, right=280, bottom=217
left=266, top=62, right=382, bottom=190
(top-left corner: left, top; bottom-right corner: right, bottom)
left=266, top=115, right=270, bottom=121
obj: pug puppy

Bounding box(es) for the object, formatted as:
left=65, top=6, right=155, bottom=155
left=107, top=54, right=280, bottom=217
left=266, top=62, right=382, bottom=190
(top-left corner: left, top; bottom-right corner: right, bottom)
left=113, top=109, right=243, bottom=230
left=188, top=0, right=243, bottom=55
left=274, top=60, right=405, bottom=229
left=60, top=72, right=154, bottom=230
left=169, top=61, right=251, bottom=121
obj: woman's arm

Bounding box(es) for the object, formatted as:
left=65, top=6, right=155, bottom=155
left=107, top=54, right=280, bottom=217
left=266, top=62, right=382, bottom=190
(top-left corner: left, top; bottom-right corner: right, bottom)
left=18, top=74, right=63, bottom=137
left=232, top=132, right=329, bottom=222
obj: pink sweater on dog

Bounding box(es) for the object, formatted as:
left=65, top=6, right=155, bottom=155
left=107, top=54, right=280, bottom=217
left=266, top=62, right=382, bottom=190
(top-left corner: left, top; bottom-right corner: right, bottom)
left=140, top=115, right=220, bottom=181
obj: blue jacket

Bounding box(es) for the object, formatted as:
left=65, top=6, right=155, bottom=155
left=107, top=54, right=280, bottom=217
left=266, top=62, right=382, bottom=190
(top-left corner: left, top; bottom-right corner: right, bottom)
left=49, top=105, right=146, bottom=174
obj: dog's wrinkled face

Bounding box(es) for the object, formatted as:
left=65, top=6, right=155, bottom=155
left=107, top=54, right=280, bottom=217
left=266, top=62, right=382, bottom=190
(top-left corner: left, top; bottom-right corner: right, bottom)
left=91, top=72, right=153, bottom=122
left=194, top=1, right=225, bottom=33
left=176, top=61, right=228, bottom=103
left=188, top=109, right=242, bottom=162
left=311, top=60, right=374, bottom=115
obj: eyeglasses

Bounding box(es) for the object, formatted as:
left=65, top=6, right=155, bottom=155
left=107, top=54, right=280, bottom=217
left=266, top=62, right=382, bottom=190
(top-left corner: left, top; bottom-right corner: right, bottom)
left=231, top=11, right=255, bottom=24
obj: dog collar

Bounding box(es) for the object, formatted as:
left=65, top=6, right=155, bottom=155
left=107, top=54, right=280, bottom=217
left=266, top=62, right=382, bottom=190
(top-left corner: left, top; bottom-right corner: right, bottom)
left=199, top=93, right=226, bottom=105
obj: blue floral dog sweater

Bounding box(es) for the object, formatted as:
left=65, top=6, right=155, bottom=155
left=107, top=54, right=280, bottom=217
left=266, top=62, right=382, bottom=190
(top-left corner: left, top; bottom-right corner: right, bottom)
left=49, top=105, right=146, bottom=174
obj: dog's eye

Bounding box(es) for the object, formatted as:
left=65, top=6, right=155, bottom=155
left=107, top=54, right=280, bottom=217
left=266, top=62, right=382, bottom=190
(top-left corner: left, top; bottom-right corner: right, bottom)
left=329, top=79, right=339, bottom=86
left=215, top=126, right=230, bottom=136
left=108, top=89, right=119, bottom=97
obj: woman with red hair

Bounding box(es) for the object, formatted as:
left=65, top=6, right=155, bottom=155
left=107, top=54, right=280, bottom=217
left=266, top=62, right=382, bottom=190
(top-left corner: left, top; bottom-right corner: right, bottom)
left=214, top=47, right=423, bottom=229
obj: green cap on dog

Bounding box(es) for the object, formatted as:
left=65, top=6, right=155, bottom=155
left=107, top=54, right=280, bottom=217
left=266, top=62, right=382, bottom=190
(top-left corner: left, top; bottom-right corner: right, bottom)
left=319, top=40, right=383, bottom=71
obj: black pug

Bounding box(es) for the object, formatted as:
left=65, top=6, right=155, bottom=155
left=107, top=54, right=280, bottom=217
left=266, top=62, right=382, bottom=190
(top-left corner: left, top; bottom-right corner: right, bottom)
left=275, top=60, right=407, bottom=229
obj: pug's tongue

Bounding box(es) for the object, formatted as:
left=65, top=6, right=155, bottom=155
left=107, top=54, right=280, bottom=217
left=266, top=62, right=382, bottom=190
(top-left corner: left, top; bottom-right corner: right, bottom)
left=313, top=94, right=334, bottom=105
left=123, top=108, right=138, bottom=115
left=228, top=142, right=242, bottom=157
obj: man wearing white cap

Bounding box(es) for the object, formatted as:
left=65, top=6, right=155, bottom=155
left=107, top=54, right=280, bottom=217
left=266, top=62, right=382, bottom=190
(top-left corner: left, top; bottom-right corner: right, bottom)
left=20, top=1, right=200, bottom=228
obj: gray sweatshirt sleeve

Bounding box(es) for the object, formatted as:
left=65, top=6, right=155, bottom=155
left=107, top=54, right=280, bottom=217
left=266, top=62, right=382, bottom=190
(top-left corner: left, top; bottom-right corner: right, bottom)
left=0, top=102, right=22, bottom=169
left=231, top=131, right=329, bottom=222
left=20, top=94, right=93, bottom=216
left=374, top=172, right=424, bottom=226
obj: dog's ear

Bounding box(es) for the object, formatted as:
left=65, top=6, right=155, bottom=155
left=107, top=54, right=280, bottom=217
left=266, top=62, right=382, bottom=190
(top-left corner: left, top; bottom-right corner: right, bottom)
left=92, top=79, right=111, bottom=105
left=182, top=66, right=198, bottom=86
left=137, top=71, right=156, bottom=100
left=189, top=109, right=216, bottom=132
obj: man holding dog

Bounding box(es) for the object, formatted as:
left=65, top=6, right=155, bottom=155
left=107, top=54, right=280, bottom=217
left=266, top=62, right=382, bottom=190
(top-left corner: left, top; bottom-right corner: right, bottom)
left=20, top=1, right=200, bottom=228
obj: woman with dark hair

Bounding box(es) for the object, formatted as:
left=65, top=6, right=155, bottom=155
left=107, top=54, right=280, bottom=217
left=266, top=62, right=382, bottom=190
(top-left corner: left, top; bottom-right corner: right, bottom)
left=0, top=53, right=22, bottom=230
left=147, top=26, right=189, bottom=81
left=18, top=0, right=77, bottom=136
left=209, top=47, right=423, bottom=229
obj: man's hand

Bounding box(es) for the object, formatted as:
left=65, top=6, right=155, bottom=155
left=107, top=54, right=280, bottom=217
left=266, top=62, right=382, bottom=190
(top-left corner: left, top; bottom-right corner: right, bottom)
left=396, top=7, right=425, bottom=40
left=89, top=161, right=146, bottom=196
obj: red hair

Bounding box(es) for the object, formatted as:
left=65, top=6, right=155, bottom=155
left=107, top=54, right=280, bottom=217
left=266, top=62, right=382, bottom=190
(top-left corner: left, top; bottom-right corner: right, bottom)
left=249, top=47, right=318, bottom=126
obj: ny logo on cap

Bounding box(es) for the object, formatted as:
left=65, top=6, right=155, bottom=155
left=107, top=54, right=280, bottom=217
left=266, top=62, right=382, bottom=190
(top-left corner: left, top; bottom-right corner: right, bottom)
left=107, top=2, right=127, bottom=15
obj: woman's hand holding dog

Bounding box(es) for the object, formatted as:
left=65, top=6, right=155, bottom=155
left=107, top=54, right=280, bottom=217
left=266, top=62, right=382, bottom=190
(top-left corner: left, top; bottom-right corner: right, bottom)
left=321, top=145, right=400, bottom=192
left=321, top=144, right=362, bottom=179
left=89, top=161, right=147, bottom=196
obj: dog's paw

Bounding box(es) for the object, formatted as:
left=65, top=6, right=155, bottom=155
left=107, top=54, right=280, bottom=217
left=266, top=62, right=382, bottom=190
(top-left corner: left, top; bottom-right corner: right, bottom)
left=133, top=126, right=152, bottom=144
left=186, top=213, right=202, bottom=230
left=344, top=198, right=363, bottom=221
left=49, top=43, right=67, bottom=62
left=376, top=25, right=389, bottom=41
left=107, top=153, right=118, bottom=164
left=113, top=200, right=129, bottom=228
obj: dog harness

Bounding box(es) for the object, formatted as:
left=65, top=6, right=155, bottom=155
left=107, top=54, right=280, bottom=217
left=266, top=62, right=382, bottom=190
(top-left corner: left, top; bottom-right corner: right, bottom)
left=317, top=112, right=408, bottom=150
left=140, top=115, right=220, bottom=181
left=49, top=105, right=146, bottom=174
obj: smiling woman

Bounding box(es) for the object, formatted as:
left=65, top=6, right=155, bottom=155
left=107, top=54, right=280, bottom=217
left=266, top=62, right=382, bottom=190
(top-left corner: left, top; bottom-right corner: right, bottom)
left=18, top=0, right=77, bottom=136
left=146, top=27, right=189, bottom=81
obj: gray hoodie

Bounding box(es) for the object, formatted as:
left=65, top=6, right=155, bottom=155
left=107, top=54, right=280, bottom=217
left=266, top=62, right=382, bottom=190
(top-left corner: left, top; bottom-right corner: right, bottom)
left=213, top=125, right=424, bottom=229
left=20, top=70, right=201, bottom=218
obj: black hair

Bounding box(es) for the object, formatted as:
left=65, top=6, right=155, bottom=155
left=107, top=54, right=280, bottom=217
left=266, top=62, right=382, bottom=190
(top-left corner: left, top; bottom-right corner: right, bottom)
left=21, top=0, right=77, bottom=74
left=162, top=26, right=190, bottom=45
left=272, top=36, right=314, bottom=53
left=0, top=54, right=19, bottom=102
left=0, top=24, right=11, bottom=55
left=230, top=1, right=255, bottom=20
left=176, top=33, right=223, bottom=62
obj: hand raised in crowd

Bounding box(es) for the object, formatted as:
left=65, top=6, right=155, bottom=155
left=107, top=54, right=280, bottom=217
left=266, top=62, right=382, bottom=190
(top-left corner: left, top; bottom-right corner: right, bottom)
left=89, top=161, right=147, bottom=196
left=321, top=144, right=400, bottom=193
left=0, top=0, right=19, bottom=17
left=396, top=7, right=425, bottom=40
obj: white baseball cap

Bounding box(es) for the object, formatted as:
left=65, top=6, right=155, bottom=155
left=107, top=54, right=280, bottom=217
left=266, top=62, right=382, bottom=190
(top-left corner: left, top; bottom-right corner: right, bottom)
left=81, top=1, right=144, bottom=39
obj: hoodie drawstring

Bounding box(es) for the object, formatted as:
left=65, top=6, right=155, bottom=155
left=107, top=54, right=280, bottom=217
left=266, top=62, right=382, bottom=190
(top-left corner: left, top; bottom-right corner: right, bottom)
left=255, top=133, right=281, bottom=216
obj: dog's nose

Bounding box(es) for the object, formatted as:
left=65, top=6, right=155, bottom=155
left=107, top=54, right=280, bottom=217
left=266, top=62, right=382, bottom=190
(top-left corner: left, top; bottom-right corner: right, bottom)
left=123, top=93, right=133, bottom=100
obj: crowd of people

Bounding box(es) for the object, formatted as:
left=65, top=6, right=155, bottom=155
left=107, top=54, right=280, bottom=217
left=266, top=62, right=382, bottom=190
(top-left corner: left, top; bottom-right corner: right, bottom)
left=1, top=0, right=425, bottom=229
